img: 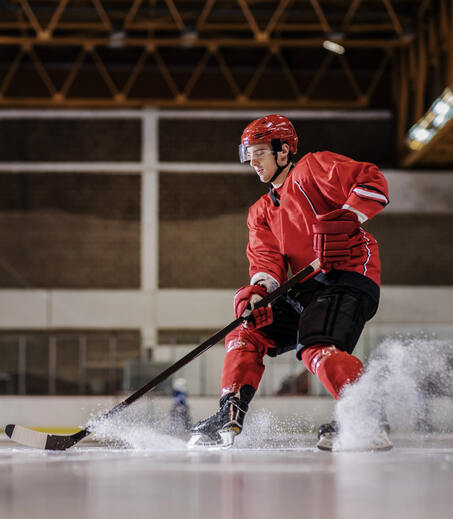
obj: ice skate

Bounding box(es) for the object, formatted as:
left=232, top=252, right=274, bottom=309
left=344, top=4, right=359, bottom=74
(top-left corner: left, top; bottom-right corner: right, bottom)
left=188, top=394, right=248, bottom=449
left=317, top=420, right=392, bottom=452
left=316, top=421, right=338, bottom=451
left=358, top=427, right=392, bottom=452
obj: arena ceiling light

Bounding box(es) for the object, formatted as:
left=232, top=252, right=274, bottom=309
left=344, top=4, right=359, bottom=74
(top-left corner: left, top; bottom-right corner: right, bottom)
left=323, top=32, right=345, bottom=55
left=108, top=30, right=126, bottom=49
left=407, top=86, right=453, bottom=150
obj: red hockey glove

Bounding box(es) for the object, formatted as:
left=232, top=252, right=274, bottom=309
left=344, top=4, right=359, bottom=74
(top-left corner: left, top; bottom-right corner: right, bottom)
left=312, top=209, right=361, bottom=272
left=234, top=285, right=273, bottom=330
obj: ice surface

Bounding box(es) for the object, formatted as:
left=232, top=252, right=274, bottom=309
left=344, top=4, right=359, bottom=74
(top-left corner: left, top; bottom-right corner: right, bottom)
left=335, top=336, right=453, bottom=451
left=2, top=434, right=453, bottom=519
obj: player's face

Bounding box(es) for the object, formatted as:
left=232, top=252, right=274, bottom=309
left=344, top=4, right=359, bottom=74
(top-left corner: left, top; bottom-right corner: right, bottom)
left=249, top=144, right=277, bottom=183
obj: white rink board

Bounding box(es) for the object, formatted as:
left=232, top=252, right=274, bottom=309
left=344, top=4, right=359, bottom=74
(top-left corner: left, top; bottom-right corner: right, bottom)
left=0, top=395, right=335, bottom=429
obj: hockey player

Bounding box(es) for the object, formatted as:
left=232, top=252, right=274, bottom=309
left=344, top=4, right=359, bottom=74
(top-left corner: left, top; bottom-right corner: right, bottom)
left=168, top=378, right=192, bottom=437
left=189, top=114, right=390, bottom=451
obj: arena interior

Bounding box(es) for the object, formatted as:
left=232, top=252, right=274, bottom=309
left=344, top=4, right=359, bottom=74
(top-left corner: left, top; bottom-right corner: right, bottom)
left=0, top=1, right=453, bottom=518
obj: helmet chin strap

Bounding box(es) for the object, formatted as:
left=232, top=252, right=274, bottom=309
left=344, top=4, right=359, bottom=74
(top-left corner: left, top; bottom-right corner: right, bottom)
left=268, top=153, right=290, bottom=184
left=268, top=155, right=294, bottom=207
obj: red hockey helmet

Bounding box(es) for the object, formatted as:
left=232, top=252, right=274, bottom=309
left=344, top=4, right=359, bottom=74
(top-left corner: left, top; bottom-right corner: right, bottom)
left=239, top=114, right=298, bottom=163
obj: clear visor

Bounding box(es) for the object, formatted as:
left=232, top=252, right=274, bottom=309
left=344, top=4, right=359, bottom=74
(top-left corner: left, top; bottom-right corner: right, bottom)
left=238, top=144, right=273, bottom=163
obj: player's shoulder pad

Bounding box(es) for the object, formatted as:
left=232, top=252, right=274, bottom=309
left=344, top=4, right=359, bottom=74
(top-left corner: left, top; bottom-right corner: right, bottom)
left=312, top=150, right=354, bottom=166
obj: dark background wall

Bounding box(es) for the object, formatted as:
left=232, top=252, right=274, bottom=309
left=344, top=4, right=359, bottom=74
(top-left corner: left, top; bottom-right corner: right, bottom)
left=0, top=173, right=140, bottom=288
left=159, top=117, right=395, bottom=168
left=0, top=119, right=141, bottom=162
left=1, top=114, right=451, bottom=290
left=0, top=117, right=142, bottom=289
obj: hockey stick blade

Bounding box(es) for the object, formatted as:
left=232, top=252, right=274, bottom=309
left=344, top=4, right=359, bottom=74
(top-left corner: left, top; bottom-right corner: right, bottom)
left=5, top=424, right=90, bottom=450
left=5, top=259, right=320, bottom=451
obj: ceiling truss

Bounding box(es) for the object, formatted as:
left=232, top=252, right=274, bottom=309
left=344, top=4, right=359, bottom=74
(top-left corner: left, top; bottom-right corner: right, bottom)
left=0, top=0, right=420, bottom=40
left=0, top=0, right=452, bottom=164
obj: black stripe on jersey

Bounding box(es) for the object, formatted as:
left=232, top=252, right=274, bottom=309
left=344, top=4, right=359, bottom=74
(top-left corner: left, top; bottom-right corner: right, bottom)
left=295, top=181, right=319, bottom=215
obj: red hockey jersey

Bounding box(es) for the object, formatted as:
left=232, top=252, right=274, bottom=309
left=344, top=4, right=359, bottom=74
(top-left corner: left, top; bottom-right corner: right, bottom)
left=247, top=151, right=389, bottom=287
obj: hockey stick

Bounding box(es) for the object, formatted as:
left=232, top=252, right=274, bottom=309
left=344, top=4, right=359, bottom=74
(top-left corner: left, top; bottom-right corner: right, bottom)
left=5, top=258, right=320, bottom=450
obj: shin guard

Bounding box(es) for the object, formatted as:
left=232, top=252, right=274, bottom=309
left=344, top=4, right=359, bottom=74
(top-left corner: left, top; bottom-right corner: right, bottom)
left=301, top=344, right=363, bottom=399
left=220, top=327, right=274, bottom=397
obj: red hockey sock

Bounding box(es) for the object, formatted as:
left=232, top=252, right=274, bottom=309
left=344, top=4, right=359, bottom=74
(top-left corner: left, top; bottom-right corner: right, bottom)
left=220, top=327, right=273, bottom=396
left=301, top=344, right=364, bottom=399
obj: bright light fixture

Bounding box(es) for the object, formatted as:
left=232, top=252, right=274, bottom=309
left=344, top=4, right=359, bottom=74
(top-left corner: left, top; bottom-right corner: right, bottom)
left=407, top=86, right=453, bottom=150
left=322, top=40, right=345, bottom=55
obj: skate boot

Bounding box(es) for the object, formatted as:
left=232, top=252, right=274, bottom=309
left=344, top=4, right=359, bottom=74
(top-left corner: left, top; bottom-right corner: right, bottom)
left=316, top=421, right=338, bottom=451
left=188, top=393, right=248, bottom=449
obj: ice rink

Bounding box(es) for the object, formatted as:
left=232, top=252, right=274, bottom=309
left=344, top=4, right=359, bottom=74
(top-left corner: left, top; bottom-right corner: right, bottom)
left=2, top=434, right=453, bottom=519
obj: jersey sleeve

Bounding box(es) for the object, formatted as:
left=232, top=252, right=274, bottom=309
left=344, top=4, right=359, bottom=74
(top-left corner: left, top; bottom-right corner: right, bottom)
left=311, top=152, right=389, bottom=223
left=246, top=201, right=287, bottom=287
left=333, top=154, right=389, bottom=222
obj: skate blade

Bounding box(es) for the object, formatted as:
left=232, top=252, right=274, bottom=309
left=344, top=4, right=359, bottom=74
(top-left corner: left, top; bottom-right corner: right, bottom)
left=320, top=434, right=393, bottom=452
left=187, top=431, right=236, bottom=450
left=340, top=430, right=393, bottom=452
left=331, top=443, right=393, bottom=452
left=316, top=433, right=335, bottom=452
left=317, top=442, right=333, bottom=451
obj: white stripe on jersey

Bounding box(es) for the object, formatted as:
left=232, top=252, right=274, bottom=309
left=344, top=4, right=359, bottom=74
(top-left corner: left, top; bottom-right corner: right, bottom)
left=342, top=204, right=368, bottom=223
left=353, top=187, right=388, bottom=204
left=361, top=229, right=371, bottom=276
